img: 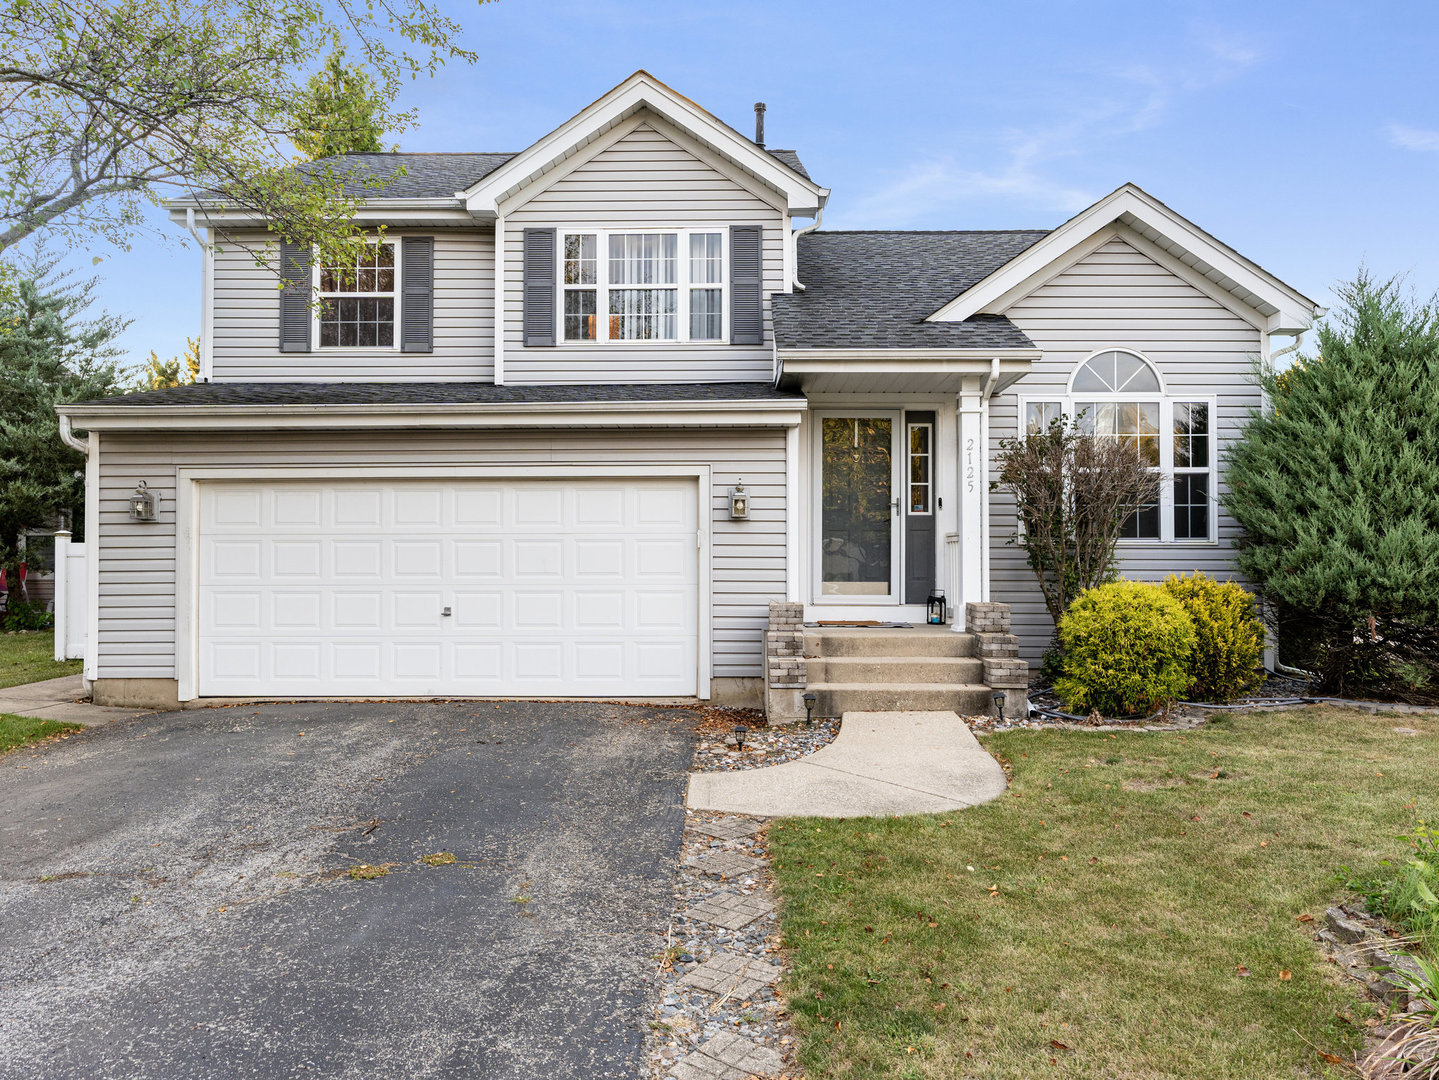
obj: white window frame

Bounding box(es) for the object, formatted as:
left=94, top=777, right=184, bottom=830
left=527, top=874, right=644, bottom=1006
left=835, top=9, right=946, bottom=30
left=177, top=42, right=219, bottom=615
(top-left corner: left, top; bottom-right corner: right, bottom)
left=312, top=237, right=401, bottom=352
left=1017, top=350, right=1218, bottom=545
left=559, top=228, right=726, bottom=345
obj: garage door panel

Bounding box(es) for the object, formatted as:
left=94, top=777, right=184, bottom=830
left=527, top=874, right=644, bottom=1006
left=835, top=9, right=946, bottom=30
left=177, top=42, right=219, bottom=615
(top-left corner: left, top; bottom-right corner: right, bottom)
left=198, top=478, right=699, bottom=697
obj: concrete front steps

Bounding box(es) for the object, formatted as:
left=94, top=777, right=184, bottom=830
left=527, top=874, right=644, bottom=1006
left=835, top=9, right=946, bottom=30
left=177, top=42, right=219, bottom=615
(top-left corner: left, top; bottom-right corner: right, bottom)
left=803, top=626, right=995, bottom=717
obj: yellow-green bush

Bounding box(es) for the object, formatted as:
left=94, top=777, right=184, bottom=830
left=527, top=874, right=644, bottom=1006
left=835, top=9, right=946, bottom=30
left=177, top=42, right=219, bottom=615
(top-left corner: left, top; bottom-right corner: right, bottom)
left=1055, top=581, right=1196, bottom=716
left=1163, top=573, right=1266, bottom=703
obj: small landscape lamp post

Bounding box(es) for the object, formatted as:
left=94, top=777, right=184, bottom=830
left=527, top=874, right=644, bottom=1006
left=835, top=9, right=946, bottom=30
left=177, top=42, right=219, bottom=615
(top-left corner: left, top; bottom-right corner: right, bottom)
left=733, top=724, right=748, bottom=750
left=802, top=691, right=816, bottom=727
left=992, top=691, right=1006, bottom=720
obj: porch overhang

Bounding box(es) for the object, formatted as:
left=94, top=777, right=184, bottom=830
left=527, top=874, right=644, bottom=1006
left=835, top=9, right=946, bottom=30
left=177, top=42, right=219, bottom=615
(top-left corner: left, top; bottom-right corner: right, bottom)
left=774, top=349, right=1038, bottom=395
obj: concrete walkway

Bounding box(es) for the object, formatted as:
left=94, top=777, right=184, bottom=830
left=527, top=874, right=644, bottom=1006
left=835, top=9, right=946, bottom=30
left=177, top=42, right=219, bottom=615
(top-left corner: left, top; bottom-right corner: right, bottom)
left=686, top=711, right=1008, bottom=818
left=0, top=674, right=151, bottom=726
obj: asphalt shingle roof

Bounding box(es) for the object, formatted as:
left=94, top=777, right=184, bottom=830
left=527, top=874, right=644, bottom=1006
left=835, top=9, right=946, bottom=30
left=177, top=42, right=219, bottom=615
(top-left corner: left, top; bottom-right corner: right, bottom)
left=292, top=147, right=811, bottom=200
left=80, top=382, right=802, bottom=408
left=771, top=230, right=1052, bottom=350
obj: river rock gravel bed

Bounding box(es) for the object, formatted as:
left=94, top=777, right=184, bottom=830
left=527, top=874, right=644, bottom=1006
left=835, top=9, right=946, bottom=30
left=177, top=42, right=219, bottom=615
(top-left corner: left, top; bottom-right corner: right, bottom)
left=690, top=717, right=840, bottom=773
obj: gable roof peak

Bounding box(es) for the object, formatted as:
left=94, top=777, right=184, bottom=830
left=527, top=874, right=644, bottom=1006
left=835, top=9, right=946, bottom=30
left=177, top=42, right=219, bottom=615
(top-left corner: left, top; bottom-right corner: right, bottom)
left=457, top=70, right=827, bottom=216
left=925, top=181, right=1323, bottom=335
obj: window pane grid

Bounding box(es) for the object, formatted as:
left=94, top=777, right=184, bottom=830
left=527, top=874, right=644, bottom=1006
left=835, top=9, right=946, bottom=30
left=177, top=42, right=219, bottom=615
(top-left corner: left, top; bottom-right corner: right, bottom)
left=690, top=287, right=722, bottom=341
left=608, top=288, right=677, bottom=341
left=318, top=242, right=395, bottom=348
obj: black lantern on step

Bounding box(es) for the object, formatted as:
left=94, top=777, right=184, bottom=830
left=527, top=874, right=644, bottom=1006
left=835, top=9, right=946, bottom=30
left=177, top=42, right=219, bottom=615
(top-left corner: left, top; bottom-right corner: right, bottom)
left=926, top=589, right=946, bottom=626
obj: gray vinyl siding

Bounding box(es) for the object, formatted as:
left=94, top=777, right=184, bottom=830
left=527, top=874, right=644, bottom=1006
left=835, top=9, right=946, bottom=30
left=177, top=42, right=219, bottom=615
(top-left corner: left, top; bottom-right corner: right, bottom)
left=503, top=121, right=786, bottom=383
left=989, top=236, right=1263, bottom=660
left=93, top=427, right=788, bottom=683
left=211, top=229, right=494, bottom=381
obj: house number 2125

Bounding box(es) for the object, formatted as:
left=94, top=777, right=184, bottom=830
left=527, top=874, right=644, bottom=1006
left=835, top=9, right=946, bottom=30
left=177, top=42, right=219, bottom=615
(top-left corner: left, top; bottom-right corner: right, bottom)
left=966, top=438, right=976, bottom=493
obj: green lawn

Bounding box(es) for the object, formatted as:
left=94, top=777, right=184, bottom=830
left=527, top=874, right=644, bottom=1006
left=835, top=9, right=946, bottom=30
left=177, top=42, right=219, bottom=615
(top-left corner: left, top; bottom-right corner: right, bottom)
left=0, top=713, right=82, bottom=754
left=769, top=707, right=1439, bottom=1079
left=0, top=629, right=81, bottom=689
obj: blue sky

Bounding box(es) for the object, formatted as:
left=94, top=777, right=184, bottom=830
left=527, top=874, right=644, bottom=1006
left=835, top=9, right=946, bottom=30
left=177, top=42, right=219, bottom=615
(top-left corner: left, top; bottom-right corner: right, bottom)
left=48, top=0, right=1439, bottom=369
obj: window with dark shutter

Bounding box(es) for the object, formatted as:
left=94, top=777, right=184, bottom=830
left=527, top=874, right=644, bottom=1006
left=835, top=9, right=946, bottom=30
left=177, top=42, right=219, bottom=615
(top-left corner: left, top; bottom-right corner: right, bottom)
left=523, top=227, right=557, bottom=347
left=401, top=236, right=434, bottom=353
left=729, top=225, right=763, bottom=345
left=278, top=239, right=312, bottom=353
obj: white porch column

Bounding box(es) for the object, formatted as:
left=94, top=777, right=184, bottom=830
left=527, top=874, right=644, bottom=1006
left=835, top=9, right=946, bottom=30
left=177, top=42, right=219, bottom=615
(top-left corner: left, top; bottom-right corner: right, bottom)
left=955, top=380, right=985, bottom=630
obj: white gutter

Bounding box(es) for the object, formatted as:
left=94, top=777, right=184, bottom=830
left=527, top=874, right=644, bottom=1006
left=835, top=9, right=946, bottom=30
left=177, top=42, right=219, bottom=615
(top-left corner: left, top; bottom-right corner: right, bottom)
left=790, top=207, right=823, bottom=292
left=57, top=414, right=88, bottom=455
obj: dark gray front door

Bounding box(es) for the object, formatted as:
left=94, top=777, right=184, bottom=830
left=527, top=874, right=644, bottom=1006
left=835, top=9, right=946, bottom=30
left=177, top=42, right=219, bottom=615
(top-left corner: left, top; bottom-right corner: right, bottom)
left=903, top=412, right=936, bottom=604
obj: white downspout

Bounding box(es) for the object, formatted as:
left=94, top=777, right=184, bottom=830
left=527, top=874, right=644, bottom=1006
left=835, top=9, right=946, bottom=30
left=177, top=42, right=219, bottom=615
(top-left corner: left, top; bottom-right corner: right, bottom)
left=790, top=207, right=824, bottom=292
left=58, top=413, right=88, bottom=456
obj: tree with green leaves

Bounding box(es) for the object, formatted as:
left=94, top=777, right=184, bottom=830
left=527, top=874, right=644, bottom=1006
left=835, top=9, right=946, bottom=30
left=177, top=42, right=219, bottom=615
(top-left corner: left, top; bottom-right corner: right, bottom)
left=142, top=336, right=200, bottom=389
left=0, top=0, right=484, bottom=268
left=293, top=51, right=391, bottom=160
left=1224, top=272, right=1439, bottom=701
left=0, top=252, right=130, bottom=611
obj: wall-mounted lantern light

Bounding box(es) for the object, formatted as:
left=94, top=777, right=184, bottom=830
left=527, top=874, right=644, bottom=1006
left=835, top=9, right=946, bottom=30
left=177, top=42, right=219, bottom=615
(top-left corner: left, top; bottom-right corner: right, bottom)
left=728, top=479, right=749, bottom=520
left=128, top=481, right=157, bottom=522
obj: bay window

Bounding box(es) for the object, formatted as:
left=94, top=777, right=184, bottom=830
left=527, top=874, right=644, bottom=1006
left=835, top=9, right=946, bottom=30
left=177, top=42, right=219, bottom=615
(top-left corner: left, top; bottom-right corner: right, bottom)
left=1020, top=349, right=1215, bottom=543
left=560, top=229, right=724, bottom=343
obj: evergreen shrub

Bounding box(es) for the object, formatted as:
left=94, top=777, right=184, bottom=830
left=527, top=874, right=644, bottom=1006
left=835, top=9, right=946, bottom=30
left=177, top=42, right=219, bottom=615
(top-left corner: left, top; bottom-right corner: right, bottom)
left=1055, top=581, right=1195, bottom=717
left=1163, top=573, right=1265, bottom=703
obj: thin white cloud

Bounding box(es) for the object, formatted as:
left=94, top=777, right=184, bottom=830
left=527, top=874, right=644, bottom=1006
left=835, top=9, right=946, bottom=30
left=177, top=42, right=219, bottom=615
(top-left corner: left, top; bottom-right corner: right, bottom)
left=1387, top=122, right=1439, bottom=152
left=840, top=25, right=1261, bottom=228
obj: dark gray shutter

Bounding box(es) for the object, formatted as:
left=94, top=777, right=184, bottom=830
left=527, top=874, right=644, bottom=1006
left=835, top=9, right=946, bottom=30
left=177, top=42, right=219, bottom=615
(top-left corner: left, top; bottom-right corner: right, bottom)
left=401, top=236, right=434, bottom=353
left=522, top=227, right=556, bottom=347
left=278, top=239, right=311, bottom=353
left=729, top=225, right=763, bottom=345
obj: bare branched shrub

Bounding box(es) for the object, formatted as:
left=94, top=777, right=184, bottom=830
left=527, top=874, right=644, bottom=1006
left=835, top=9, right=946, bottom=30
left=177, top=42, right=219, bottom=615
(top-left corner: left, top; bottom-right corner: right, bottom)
left=994, top=417, right=1163, bottom=624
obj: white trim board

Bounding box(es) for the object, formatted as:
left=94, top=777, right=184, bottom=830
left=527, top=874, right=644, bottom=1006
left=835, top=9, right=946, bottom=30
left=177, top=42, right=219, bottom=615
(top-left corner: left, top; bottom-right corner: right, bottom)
left=926, top=183, right=1323, bottom=334
left=460, top=71, right=826, bottom=216
left=173, top=464, right=714, bottom=703
left=58, top=401, right=807, bottom=432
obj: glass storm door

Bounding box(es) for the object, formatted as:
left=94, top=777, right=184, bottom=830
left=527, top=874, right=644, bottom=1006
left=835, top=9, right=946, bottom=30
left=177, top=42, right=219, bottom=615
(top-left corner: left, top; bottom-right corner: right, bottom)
left=819, top=413, right=901, bottom=599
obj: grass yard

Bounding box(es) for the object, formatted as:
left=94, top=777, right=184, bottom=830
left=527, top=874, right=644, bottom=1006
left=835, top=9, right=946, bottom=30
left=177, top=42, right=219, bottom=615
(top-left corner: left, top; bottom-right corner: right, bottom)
left=0, top=713, right=82, bottom=754
left=769, top=706, right=1439, bottom=1079
left=0, top=629, right=81, bottom=689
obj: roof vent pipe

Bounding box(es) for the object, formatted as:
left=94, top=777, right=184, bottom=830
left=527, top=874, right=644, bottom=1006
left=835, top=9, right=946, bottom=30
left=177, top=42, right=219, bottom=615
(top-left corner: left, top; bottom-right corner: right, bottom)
left=754, top=102, right=766, bottom=148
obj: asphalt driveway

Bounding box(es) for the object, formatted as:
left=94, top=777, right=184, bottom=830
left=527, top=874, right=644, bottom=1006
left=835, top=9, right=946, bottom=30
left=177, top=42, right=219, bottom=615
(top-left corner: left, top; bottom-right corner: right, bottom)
left=0, top=700, right=697, bottom=1080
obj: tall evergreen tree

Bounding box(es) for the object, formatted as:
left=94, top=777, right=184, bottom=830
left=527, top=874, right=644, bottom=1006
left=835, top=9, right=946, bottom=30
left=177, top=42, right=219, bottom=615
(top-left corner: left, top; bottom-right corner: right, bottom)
left=1223, top=272, right=1439, bottom=699
left=291, top=51, right=391, bottom=160
left=0, top=254, right=130, bottom=603
left=142, top=337, right=201, bottom=389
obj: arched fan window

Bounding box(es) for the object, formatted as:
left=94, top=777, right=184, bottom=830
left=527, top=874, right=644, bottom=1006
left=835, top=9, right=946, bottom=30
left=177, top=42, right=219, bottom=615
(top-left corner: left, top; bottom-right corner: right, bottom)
left=1020, top=349, right=1215, bottom=543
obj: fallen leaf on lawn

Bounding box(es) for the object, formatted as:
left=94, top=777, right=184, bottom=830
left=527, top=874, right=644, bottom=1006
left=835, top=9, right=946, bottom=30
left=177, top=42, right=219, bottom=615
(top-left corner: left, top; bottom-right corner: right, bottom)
left=864, top=926, right=874, bottom=933
left=1297, top=913, right=1314, bottom=923
left=1279, top=970, right=1292, bottom=981
left=1242, top=811, right=1252, bottom=818
left=1089, top=857, right=1099, bottom=865
left=933, top=1003, right=945, bottom=1011
left=1317, top=1051, right=1344, bottom=1064
left=1236, top=965, right=1250, bottom=977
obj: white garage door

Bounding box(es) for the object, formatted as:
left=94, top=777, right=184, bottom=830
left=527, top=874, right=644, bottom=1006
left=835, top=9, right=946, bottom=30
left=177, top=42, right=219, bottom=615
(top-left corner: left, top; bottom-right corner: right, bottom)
left=197, top=478, right=700, bottom=697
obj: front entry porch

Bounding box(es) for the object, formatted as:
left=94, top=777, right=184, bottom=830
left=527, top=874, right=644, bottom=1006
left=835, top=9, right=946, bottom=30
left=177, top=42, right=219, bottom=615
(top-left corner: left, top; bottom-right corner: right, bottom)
left=794, top=387, right=997, bottom=631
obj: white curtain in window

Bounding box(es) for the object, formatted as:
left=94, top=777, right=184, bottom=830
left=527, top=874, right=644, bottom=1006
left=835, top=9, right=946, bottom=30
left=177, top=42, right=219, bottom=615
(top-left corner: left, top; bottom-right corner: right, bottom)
left=609, top=233, right=677, bottom=285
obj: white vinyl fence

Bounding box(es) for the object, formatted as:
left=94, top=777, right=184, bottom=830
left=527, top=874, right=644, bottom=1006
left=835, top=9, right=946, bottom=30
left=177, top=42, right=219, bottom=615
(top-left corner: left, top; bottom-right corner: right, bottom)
left=52, top=530, right=87, bottom=662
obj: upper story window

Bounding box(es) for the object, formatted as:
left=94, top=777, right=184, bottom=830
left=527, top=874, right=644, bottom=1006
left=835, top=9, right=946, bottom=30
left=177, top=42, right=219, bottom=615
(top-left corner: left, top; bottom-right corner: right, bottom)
left=317, top=241, right=397, bottom=349
left=562, top=230, right=724, bottom=344
left=1021, top=349, right=1215, bottom=543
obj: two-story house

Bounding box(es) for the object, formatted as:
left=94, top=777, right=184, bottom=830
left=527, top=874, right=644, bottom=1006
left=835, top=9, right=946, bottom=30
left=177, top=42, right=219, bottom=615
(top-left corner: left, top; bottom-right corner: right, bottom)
left=58, top=71, right=1323, bottom=713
